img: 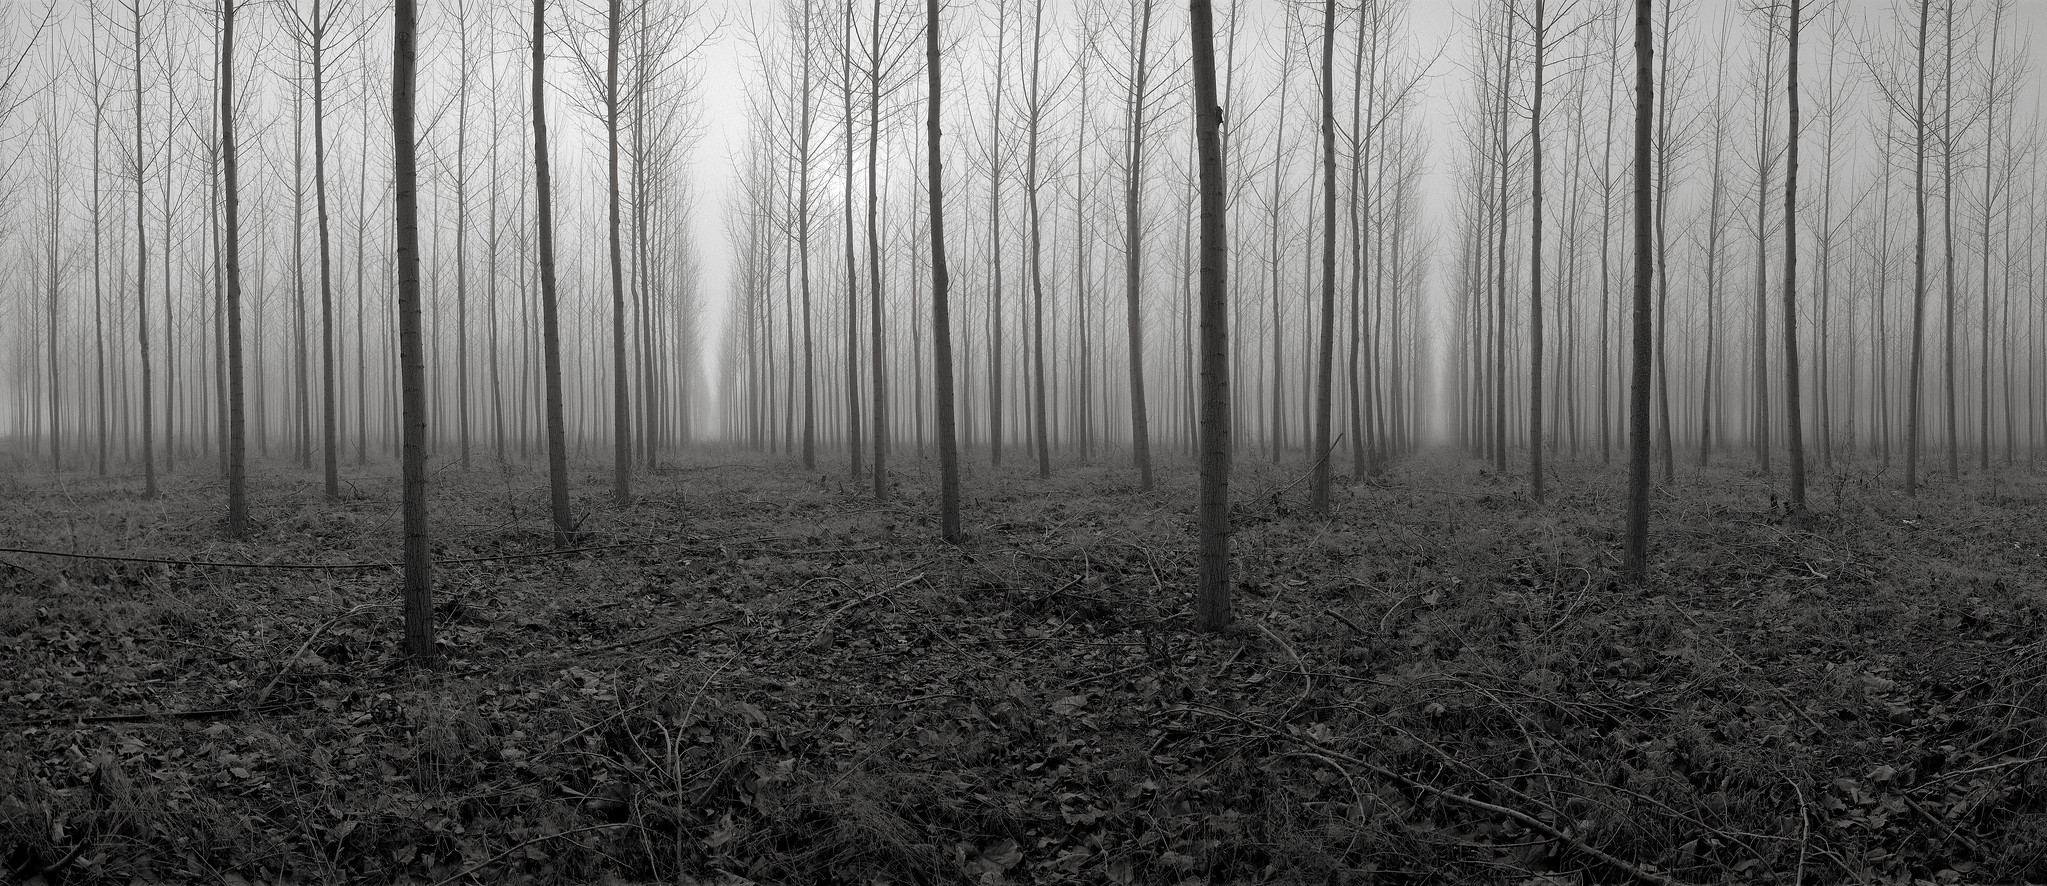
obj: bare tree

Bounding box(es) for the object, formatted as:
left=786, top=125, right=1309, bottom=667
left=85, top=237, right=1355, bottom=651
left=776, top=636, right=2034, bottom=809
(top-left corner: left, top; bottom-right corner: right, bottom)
left=1188, top=0, right=1229, bottom=630
left=1624, top=0, right=1651, bottom=582
left=125, top=0, right=159, bottom=498
left=1120, top=0, right=1157, bottom=491
left=606, top=0, right=631, bottom=503
left=926, top=0, right=961, bottom=541
left=1023, top=0, right=1051, bottom=479
left=533, top=0, right=575, bottom=544
left=1782, top=0, right=1805, bottom=510
left=392, top=0, right=433, bottom=665
left=1527, top=0, right=1548, bottom=503
left=220, top=0, right=250, bottom=536
left=1308, top=0, right=1335, bottom=512
left=285, top=0, right=362, bottom=498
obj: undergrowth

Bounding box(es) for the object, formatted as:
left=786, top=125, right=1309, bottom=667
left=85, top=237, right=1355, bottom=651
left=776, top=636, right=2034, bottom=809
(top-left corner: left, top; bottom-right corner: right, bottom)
left=1, top=448, right=2044, bottom=885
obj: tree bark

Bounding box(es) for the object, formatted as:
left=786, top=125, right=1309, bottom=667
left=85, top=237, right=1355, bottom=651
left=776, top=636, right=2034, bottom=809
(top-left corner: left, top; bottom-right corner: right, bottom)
left=1905, top=0, right=1929, bottom=495
left=1309, top=0, right=1336, bottom=513
left=1783, top=0, right=1806, bottom=509
left=134, top=0, right=157, bottom=499
left=1123, top=0, right=1155, bottom=492
left=220, top=0, right=249, bottom=536
left=1624, top=0, right=1653, bottom=583
left=1528, top=0, right=1547, bottom=503
left=393, top=0, right=434, bottom=666
left=534, top=0, right=575, bottom=545
left=926, top=0, right=962, bottom=541
left=606, top=0, right=632, bottom=504
left=1026, top=0, right=1050, bottom=480
left=1189, top=0, right=1230, bottom=631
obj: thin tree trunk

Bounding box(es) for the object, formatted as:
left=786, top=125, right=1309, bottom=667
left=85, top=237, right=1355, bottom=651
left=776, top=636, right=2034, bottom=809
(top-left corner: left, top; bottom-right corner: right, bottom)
left=1529, top=0, right=1547, bottom=503
left=1026, top=0, right=1050, bottom=480
left=1939, top=0, right=1956, bottom=480
left=799, top=0, right=817, bottom=470
left=221, top=0, right=249, bottom=535
left=926, top=0, right=961, bottom=541
left=844, top=0, right=863, bottom=482
left=606, top=0, right=631, bottom=504
left=1904, top=0, right=1929, bottom=495
left=1783, top=0, right=1806, bottom=509
left=867, top=0, right=888, bottom=495
left=1124, top=0, right=1155, bottom=491
left=311, top=0, right=340, bottom=497
left=133, top=0, right=157, bottom=499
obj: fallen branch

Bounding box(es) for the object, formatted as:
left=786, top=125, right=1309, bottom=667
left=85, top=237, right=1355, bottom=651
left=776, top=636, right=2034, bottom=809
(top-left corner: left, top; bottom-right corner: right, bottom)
left=815, top=573, right=926, bottom=631
left=1183, top=703, right=1705, bottom=886
left=251, top=603, right=391, bottom=708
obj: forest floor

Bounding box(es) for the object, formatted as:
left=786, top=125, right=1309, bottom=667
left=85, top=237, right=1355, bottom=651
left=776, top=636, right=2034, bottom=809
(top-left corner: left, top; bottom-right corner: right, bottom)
left=2, top=445, right=2045, bottom=886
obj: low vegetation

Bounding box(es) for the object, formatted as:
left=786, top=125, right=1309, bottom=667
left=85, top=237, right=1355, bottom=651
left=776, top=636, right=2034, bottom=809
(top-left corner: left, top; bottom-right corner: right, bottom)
left=2, top=450, right=2043, bottom=885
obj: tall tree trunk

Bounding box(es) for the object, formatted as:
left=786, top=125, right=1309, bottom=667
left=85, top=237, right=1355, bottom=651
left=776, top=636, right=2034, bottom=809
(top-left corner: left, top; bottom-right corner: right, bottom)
left=799, top=0, right=817, bottom=470
left=1751, top=5, right=1776, bottom=474
left=1979, top=0, right=2004, bottom=471
left=134, top=0, right=157, bottom=499
left=1782, top=0, right=1806, bottom=509
left=1652, top=2, right=1675, bottom=485
left=1939, top=0, right=1956, bottom=481
left=1026, top=0, right=1050, bottom=480
left=1528, top=0, right=1547, bottom=503
left=1624, top=0, right=1653, bottom=583
left=1492, top=8, right=1514, bottom=476
left=1597, top=4, right=1617, bottom=465
left=534, top=0, right=574, bottom=544
left=606, top=0, right=632, bottom=504
left=312, top=0, right=340, bottom=497
left=393, top=0, right=434, bottom=666
left=1189, top=0, right=1230, bottom=630
left=1700, top=74, right=1725, bottom=467
left=291, top=58, right=311, bottom=470
left=1904, top=0, right=1929, bottom=495
left=1124, top=0, right=1155, bottom=491
left=1308, top=0, right=1336, bottom=513
left=46, top=108, right=60, bottom=472
left=868, top=0, right=888, bottom=496
left=988, top=0, right=1007, bottom=467
left=453, top=5, right=474, bottom=472
left=161, top=37, right=177, bottom=472
left=926, top=0, right=961, bottom=541
left=220, top=0, right=249, bottom=535
left=843, top=0, right=863, bottom=482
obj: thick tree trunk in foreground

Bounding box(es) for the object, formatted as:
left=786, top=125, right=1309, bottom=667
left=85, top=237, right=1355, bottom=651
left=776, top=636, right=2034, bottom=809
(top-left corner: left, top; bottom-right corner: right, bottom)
left=1189, top=0, right=1230, bottom=631
left=393, top=0, right=435, bottom=666
left=1309, top=0, right=1336, bottom=513
left=1625, top=0, right=1653, bottom=582
left=1783, top=0, right=1806, bottom=509
left=533, top=0, right=574, bottom=545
